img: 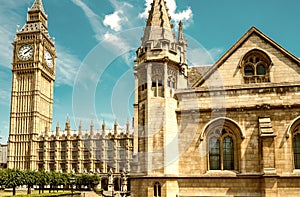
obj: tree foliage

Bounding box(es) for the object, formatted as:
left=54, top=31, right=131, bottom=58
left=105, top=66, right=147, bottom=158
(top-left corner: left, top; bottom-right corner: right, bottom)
left=0, top=169, right=101, bottom=195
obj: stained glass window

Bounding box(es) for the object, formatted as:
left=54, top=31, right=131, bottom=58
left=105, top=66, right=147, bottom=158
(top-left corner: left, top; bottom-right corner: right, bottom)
left=223, top=136, right=234, bottom=170
left=209, top=137, right=220, bottom=170
left=294, top=134, right=300, bottom=169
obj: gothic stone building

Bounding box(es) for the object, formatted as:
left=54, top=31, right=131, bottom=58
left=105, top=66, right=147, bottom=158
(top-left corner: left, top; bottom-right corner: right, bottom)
left=130, top=0, right=300, bottom=197
left=7, top=0, right=133, bottom=177
left=7, top=0, right=300, bottom=196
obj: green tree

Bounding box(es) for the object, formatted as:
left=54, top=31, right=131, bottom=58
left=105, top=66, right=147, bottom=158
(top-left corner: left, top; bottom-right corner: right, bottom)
left=49, top=171, right=65, bottom=192
left=36, top=170, right=50, bottom=193
left=24, top=170, right=37, bottom=194
left=76, top=174, right=100, bottom=190
left=0, top=169, right=7, bottom=188
left=4, top=169, right=24, bottom=196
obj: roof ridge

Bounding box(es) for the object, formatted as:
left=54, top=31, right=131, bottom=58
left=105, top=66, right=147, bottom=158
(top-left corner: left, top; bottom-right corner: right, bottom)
left=192, top=26, right=300, bottom=87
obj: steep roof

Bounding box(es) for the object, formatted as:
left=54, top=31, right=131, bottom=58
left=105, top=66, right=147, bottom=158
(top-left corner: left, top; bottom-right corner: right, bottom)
left=29, top=0, right=45, bottom=14
left=142, top=0, right=175, bottom=44
left=193, top=26, right=300, bottom=87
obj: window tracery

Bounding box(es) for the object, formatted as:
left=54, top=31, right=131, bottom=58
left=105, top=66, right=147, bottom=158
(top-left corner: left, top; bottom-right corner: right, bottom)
left=293, top=128, right=300, bottom=169
left=207, top=128, right=235, bottom=171
left=241, top=50, right=271, bottom=83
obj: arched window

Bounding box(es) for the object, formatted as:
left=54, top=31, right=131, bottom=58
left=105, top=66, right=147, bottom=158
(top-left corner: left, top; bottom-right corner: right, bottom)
left=294, top=133, right=300, bottom=169
left=208, top=129, right=235, bottom=170
left=241, top=49, right=271, bottom=83
left=209, top=137, right=220, bottom=170
left=257, top=64, right=266, bottom=75
left=223, top=136, right=234, bottom=170
left=154, top=182, right=161, bottom=197
left=244, top=65, right=254, bottom=76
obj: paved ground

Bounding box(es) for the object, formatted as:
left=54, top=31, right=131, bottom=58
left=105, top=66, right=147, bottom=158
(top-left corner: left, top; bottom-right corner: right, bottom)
left=81, top=191, right=100, bottom=197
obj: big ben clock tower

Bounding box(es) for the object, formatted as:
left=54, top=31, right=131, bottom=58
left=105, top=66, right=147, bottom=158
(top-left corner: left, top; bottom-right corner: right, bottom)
left=8, top=0, right=56, bottom=170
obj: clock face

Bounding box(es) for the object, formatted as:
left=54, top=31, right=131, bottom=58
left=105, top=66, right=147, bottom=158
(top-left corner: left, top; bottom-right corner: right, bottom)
left=44, top=50, right=53, bottom=67
left=17, top=45, right=34, bottom=61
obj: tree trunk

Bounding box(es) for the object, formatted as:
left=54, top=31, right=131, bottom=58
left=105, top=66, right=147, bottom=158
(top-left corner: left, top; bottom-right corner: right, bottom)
left=13, top=187, right=16, bottom=196
left=27, top=185, right=31, bottom=194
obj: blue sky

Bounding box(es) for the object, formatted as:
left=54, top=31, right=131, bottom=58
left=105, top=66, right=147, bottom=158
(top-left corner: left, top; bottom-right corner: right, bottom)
left=0, top=0, right=300, bottom=144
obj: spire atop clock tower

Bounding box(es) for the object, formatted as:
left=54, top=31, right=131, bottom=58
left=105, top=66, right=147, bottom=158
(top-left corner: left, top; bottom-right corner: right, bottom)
left=29, top=0, right=45, bottom=13
left=19, top=0, right=49, bottom=34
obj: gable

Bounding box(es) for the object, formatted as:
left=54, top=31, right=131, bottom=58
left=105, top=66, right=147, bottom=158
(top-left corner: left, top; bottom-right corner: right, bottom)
left=193, top=27, right=300, bottom=88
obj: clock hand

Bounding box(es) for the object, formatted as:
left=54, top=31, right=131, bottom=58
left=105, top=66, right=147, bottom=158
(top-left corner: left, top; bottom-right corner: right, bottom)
left=24, top=49, right=32, bottom=55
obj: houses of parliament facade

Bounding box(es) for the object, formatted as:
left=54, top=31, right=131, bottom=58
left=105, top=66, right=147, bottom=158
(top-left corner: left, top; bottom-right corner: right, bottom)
left=7, top=0, right=133, bottom=175
left=7, top=0, right=300, bottom=196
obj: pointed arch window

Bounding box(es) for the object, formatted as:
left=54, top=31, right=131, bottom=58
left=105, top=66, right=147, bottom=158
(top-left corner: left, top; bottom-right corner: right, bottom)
left=294, top=133, right=300, bottom=169
left=208, top=129, right=235, bottom=170
left=154, top=182, right=161, bottom=197
left=223, top=136, right=234, bottom=170
left=242, top=49, right=271, bottom=83
left=209, top=137, right=220, bottom=170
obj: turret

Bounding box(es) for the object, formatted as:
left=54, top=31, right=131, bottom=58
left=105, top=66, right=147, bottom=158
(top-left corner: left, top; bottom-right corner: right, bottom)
left=133, top=0, right=186, bottom=175
left=78, top=121, right=82, bottom=137
left=90, top=121, right=94, bottom=137
left=102, top=120, right=106, bottom=136
left=126, top=120, right=130, bottom=134
left=114, top=120, right=118, bottom=136
left=56, top=122, right=60, bottom=136
left=45, top=126, right=49, bottom=137
left=65, top=117, right=71, bottom=136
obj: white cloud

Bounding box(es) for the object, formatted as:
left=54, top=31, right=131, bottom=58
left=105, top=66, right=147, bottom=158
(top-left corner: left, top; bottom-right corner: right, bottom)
left=103, top=32, right=131, bottom=52
left=103, top=10, right=126, bottom=32
left=102, top=0, right=133, bottom=32
left=0, top=2, right=26, bottom=69
left=55, top=45, right=82, bottom=87
left=139, top=0, right=193, bottom=25
left=139, top=0, right=153, bottom=18
left=71, top=0, right=105, bottom=41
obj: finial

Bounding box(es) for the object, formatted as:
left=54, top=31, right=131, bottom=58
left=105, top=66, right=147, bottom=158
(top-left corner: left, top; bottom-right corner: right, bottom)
left=78, top=121, right=82, bottom=137
left=102, top=120, right=106, bottom=136
left=65, top=117, right=71, bottom=136
left=56, top=122, right=60, bottom=136
left=79, top=121, right=82, bottom=131
left=90, top=120, right=94, bottom=136
left=126, top=119, right=130, bottom=133
left=114, top=120, right=118, bottom=135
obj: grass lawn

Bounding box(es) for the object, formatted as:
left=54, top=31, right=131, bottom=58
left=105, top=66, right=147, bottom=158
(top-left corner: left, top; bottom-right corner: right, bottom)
left=0, top=190, right=77, bottom=197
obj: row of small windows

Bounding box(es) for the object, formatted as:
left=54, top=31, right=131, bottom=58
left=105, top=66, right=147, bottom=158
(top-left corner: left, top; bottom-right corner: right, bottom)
left=38, top=149, right=128, bottom=161
left=39, top=140, right=129, bottom=149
